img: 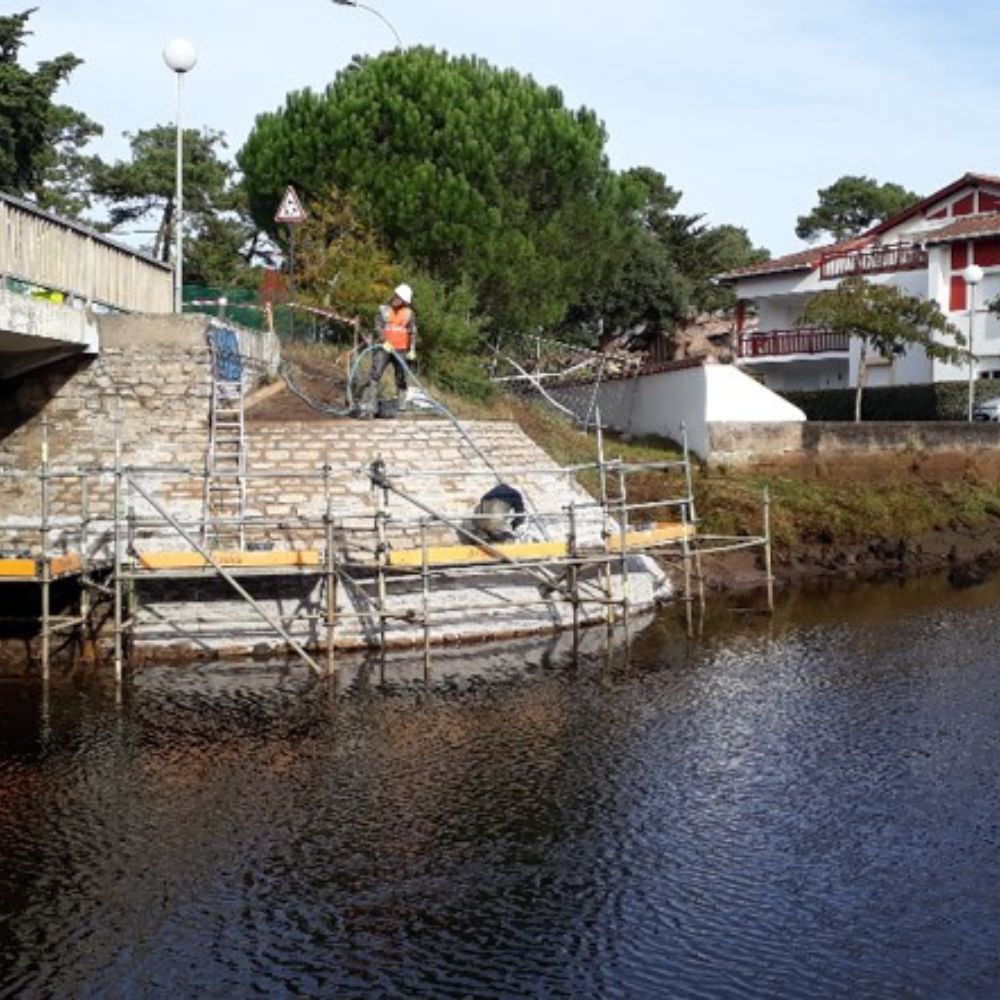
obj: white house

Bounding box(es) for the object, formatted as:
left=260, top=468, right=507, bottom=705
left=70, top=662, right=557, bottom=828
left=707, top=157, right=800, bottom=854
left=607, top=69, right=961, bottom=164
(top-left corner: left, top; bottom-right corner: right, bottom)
left=720, top=172, right=1000, bottom=392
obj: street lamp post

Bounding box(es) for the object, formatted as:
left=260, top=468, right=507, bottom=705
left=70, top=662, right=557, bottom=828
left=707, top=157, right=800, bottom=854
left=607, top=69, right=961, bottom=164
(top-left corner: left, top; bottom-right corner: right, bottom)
left=964, top=263, right=984, bottom=422
left=330, top=0, right=403, bottom=48
left=163, top=38, right=198, bottom=315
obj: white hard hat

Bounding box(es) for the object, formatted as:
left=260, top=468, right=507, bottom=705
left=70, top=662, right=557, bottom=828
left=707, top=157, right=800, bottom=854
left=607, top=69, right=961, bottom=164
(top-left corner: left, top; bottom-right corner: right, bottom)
left=393, top=283, right=413, bottom=305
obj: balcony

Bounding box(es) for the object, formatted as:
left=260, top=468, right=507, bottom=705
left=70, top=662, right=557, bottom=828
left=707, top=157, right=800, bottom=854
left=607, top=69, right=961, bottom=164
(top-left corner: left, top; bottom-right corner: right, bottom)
left=819, top=242, right=928, bottom=280
left=738, top=327, right=849, bottom=359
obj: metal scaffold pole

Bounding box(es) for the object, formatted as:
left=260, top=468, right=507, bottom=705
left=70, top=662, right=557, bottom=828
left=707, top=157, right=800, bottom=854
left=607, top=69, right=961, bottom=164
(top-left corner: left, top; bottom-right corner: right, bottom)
left=39, top=417, right=50, bottom=682
left=595, top=405, right=615, bottom=634
left=568, top=500, right=580, bottom=659
left=420, top=518, right=431, bottom=680
left=372, top=457, right=389, bottom=651
left=681, top=423, right=706, bottom=615
left=617, top=463, right=631, bottom=649
left=113, top=400, right=124, bottom=685
left=764, top=485, right=775, bottom=614
left=325, top=504, right=337, bottom=677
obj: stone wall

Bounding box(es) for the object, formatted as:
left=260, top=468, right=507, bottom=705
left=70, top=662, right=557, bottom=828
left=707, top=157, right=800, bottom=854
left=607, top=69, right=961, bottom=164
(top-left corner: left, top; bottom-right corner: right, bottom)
left=0, top=314, right=281, bottom=556
left=708, top=420, right=1000, bottom=466
left=1, top=311, right=598, bottom=560
left=235, top=418, right=600, bottom=554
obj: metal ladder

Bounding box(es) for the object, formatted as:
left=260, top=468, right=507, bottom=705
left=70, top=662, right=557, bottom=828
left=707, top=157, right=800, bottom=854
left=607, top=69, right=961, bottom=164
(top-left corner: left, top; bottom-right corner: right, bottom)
left=203, top=330, right=247, bottom=550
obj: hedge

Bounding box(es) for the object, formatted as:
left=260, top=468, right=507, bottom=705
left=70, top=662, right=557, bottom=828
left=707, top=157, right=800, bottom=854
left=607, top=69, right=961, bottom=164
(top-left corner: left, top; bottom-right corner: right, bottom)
left=781, top=380, right=1000, bottom=421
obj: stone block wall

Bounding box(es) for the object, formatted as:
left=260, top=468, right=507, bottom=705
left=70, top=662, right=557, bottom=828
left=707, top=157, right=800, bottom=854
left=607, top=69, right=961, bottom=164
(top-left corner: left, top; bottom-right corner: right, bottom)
left=707, top=420, right=1000, bottom=466
left=1, top=310, right=598, bottom=561
left=0, top=314, right=276, bottom=555
left=235, top=418, right=600, bottom=555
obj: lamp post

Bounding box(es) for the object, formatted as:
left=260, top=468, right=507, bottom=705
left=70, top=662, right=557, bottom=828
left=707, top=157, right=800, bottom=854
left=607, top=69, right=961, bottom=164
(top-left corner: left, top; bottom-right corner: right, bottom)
left=163, top=38, right=198, bottom=314
left=964, top=262, right=984, bottom=422
left=330, top=0, right=403, bottom=48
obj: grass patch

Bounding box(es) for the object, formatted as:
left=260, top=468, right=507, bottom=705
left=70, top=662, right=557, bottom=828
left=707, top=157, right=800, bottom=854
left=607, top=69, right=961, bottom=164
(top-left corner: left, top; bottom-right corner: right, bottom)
left=274, top=344, right=1000, bottom=550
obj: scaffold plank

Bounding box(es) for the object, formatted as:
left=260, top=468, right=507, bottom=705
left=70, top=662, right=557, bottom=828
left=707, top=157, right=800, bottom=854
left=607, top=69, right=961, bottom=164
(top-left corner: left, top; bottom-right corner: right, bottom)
left=137, top=550, right=320, bottom=571
left=388, top=523, right=693, bottom=568
left=0, top=554, right=83, bottom=580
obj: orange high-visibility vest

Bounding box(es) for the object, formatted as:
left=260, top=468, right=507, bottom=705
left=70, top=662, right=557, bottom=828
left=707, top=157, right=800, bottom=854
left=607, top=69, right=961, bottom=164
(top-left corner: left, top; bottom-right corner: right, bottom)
left=383, top=306, right=413, bottom=352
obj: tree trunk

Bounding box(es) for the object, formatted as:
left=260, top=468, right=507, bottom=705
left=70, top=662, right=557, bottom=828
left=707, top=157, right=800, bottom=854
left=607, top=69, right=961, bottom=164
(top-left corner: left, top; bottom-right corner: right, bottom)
left=855, top=343, right=868, bottom=423
left=156, top=197, right=174, bottom=264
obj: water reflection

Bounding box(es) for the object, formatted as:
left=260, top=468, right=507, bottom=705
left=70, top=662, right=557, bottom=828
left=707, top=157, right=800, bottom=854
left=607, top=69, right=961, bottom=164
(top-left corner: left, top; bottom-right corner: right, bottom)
left=3, top=579, right=1000, bottom=997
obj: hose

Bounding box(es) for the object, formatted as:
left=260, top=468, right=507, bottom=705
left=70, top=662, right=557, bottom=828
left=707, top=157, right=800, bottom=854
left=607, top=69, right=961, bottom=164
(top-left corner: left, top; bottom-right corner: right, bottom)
left=279, top=343, right=551, bottom=539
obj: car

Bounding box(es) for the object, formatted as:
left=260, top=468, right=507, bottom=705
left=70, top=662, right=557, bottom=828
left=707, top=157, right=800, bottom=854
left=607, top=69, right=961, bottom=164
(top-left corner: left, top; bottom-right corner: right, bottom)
left=973, top=396, right=1000, bottom=421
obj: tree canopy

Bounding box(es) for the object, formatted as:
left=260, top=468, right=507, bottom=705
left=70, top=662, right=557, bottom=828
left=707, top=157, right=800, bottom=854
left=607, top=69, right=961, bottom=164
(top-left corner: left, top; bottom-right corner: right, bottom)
left=568, top=167, right=768, bottom=340
left=0, top=7, right=101, bottom=216
left=801, top=276, right=965, bottom=420
left=238, top=47, right=630, bottom=333
left=795, top=176, right=921, bottom=243
left=90, top=126, right=236, bottom=262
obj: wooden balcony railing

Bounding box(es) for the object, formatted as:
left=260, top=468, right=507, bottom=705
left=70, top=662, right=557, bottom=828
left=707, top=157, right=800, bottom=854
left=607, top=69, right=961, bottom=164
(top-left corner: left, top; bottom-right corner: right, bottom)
left=819, top=242, right=928, bottom=281
left=738, top=328, right=849, bottom=359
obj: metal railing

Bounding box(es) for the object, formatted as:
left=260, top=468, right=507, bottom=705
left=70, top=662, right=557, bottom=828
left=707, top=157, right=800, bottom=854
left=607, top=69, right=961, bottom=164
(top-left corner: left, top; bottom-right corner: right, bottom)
left=1, top=416, right=775, bottom=681
left=738, top=328, right=850, bottom=358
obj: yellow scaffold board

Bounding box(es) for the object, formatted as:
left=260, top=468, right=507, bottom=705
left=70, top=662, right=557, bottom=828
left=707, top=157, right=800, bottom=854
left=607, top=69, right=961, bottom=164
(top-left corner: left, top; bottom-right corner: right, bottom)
left=0, top=554, right=83, bottom=580
left=607, top=523, right=694, bottom=551
left=387, top=523, right=693, bottom=568
left=137, top=550, right=321, bottom=571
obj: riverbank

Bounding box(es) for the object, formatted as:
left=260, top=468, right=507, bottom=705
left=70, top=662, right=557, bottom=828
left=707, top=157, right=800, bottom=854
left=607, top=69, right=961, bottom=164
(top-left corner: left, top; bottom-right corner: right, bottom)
left=272, top=345, right=1000, bottom=597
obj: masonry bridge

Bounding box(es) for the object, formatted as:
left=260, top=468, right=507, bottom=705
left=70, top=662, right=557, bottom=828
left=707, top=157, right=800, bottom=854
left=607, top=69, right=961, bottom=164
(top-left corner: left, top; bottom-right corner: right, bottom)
left=0, top=192, right=172, bottom=379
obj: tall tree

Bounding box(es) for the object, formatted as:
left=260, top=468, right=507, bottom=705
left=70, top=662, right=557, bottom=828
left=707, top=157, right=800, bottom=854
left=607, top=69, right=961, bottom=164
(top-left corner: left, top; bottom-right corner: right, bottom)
left=238, top=47, right=628, bottom=333
left=796, top=176, right=921, bottom=242
left=800, top=276, right=965, bottom=421
left=570, top=168, right=769, bottom=339
left=0, top=7, right=101, bottom=216
left=294, top=187, right=400, bottom=322
left=90, top=126, right=235, bottom=262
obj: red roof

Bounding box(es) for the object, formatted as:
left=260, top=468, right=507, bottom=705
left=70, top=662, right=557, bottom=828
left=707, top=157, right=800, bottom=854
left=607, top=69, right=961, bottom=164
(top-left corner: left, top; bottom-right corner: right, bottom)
left=869, top=172, right=1000, bottom=236
left=923, top=212, right=1000, bottom=243
left=720, top=172, right=1000, bottom=284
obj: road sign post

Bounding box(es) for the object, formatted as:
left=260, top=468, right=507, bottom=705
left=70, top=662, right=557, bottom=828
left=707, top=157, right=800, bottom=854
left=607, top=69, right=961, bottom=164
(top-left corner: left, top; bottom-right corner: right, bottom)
left=274, top=185, right=308, bottom=337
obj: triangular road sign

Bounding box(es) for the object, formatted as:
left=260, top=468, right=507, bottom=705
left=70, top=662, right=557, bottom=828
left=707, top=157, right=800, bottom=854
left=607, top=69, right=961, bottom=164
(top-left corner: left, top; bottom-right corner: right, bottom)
left=274, top=185, right=308, bottom=224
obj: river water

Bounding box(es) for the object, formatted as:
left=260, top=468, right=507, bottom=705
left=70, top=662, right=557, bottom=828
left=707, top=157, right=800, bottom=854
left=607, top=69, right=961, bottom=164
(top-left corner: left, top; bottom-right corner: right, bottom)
left=3, top=576, right=1000, bottom=998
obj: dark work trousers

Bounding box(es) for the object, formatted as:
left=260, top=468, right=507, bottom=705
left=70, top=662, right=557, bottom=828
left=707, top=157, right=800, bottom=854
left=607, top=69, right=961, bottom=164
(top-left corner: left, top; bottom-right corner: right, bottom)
left=369, top=348, right=408, bottom=394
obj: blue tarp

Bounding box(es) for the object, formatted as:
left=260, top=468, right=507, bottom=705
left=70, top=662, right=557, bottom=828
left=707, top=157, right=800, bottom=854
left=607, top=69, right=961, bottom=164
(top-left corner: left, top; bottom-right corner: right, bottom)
left=209, top=327, right=242, bottom=381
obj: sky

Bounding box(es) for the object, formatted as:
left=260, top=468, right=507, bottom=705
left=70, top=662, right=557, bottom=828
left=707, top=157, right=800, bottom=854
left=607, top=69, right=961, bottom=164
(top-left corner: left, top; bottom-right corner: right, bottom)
left=20, top=0, right=1000, bottom=257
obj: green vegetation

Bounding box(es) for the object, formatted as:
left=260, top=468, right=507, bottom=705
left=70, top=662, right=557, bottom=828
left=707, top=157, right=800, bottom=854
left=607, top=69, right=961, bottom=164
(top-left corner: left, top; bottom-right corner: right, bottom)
left=238, top=48, right=767, bottom=349
left=795, top=175, right=921, bottom=242
left=499, top=400, right=1000, bottom=552
left=0, top=8, right=101, bottom=216
left=783, top=380, right=1000, bottom=421
left=800, top=276, right=966, bottom=421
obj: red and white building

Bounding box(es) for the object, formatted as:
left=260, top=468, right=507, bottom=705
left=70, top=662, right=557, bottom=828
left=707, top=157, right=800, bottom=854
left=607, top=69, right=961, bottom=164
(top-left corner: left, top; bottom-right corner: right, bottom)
left=721, top=173, right=1000, bottom=392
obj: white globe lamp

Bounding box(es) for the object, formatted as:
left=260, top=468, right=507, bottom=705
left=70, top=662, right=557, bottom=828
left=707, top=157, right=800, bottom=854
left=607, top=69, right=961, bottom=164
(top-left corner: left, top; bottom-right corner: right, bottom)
left=163, top=37, right=198, bottom=74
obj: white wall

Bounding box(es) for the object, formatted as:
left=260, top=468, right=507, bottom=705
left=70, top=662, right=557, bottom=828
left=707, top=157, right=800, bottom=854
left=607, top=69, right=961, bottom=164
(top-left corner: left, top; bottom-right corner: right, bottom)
left=550, top=363, right=805, bottom=459
left=748, top=359, right=848, bottom=392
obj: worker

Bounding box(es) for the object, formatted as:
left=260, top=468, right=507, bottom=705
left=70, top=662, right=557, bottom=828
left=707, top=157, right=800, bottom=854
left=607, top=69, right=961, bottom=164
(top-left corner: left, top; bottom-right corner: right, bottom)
left=366, top=283, right=417, bottom=412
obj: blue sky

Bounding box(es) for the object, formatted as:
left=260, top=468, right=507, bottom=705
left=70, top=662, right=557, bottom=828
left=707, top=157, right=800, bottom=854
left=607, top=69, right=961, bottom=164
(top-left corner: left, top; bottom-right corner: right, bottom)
left=21, top=0, right=1000, bottom=255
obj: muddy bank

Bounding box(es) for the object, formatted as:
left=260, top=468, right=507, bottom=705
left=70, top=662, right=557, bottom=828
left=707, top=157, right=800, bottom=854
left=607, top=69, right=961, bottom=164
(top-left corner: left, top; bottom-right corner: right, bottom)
left=691, top=519, right=1000, bottom=595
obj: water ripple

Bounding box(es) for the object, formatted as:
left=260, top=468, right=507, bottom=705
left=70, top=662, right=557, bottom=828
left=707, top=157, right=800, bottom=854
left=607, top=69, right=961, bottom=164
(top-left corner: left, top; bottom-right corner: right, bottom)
left=4, top=591, right=1000, bottom=996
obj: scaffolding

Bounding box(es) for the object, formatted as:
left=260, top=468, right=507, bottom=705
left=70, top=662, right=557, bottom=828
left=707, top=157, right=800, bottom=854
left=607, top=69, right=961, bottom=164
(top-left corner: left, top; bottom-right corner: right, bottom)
left=0, top=410, right=774, bottom=683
